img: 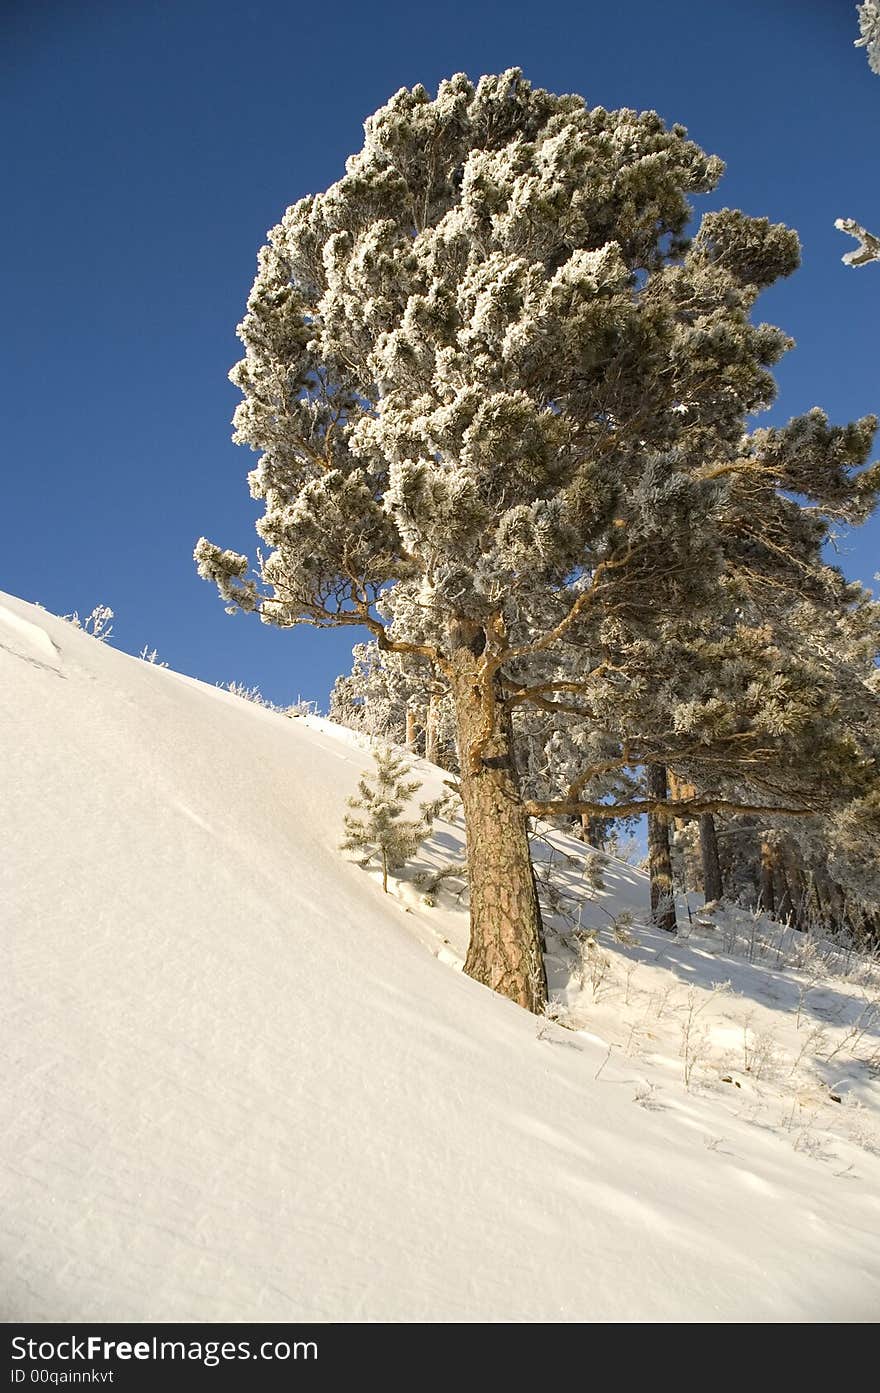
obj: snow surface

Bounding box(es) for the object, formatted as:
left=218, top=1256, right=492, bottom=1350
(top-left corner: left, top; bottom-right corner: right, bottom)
left=2, top=592, right=879, bottom=1323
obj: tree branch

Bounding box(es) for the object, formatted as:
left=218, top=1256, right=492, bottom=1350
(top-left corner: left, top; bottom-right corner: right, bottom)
left=490, top=549, right=639, bottom=668
left=524, top=796, right=818, bottom=821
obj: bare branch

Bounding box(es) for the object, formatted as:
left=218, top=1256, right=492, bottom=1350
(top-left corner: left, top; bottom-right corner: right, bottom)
left=524, top=796, right=819, bottom=821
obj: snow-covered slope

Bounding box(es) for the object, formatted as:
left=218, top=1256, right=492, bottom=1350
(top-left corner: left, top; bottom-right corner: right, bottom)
left=2, top=592, right=879, bottom=1323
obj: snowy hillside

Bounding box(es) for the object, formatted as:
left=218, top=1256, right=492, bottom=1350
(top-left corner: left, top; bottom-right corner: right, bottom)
left=2, top=591, right=879, bottom=1323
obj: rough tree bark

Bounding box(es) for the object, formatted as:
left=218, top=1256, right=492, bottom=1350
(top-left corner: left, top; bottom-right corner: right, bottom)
left=647, top=763, right=677, bottom=933
left=405, top=707, right=419, bottom=752
left=699, top=812, right=723, bottom=903
left=447, top=620, right=547, bottom=1013
left=667, top=770, right=694, bottom=896
left=425, top=694, right=441, bottom=766
left=580, top=814, right=606, bottom=848
left=774, top=860, right=794, bottom=923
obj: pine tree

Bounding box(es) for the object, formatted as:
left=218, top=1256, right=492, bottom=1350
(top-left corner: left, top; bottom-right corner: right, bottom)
left=197, top=72, right=879, bottom=1011
left=330, top=629, right=456, bottom=764
left=835, top=7, right=880, bottom=265
left=340, top=746, right=431, bottom=893
left=856, top=1, right=880, bottom=74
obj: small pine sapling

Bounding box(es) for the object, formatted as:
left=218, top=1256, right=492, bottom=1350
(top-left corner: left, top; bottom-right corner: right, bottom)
left=341, top=746, right=435, bottom=892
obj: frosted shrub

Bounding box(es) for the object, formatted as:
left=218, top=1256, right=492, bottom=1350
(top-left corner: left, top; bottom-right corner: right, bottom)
left=221, top=680, right=284, bottom=711
left=285, top=698, right=318, bottom=717
left=138, top=645, right=168, bottom=667
left=62, top=604, right=114, bottom=641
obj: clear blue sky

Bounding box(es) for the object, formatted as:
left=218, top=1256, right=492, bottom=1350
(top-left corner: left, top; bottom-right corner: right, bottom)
left=2, top=0, right=877, bottom=706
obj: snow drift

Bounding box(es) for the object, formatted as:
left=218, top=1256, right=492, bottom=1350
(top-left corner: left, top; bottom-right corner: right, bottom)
left=2, top=593, right=879, bottom=1322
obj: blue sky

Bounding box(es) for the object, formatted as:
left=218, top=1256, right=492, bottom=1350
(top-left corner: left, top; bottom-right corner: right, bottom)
left=2, top=0, right=878, bottom=706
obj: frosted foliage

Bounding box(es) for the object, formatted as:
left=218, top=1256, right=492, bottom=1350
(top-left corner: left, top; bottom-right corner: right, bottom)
left=857, top=2, right=880, bottom=73
left=199, top=71, right=880, bottom=844
left=61, top=605, right=114, bottom=641
left=198, top=71, right=770, bottom=629
left=835, top=218, right=880, bottom=268
left=330, top=638, right=455, bottom=756
left=835, top=7, right=880, bottom=267
left=199, top=70, right=876, bottom=638
left=341, top=745, right=434, bottom=888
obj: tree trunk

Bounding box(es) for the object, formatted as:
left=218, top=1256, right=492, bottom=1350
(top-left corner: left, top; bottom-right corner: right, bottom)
left=775, top=861, right=794, bottom=923
left=447, top=621, right=547, bottom=1013
left=699, top=812, right=723, bottom=903
left=790, top=868, right=807, bottom=931
left=381, top=847, right=388, bottom=894
left=667, top=771, right=694, bottom=832
left=758, top=840, right=775, bottom=916
left=647, top=763, right=677, bottom=933
left=813, top=865, right=845, bottom=933
left=580, top=813, right=605, bottom=849
left=405, top=707, right=419, bottom=752
left=425, top=694, right=440, bottom=765
left=780, top=844, right=806, bottom=930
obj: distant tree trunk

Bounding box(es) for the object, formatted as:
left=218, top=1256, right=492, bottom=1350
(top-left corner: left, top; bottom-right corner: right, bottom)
left=790, top=867, right=807, bottom=930
left=647, top=763, right=677, bottom=933
left=668, top=770, right=696, bottom=897
left=758, top=840, right=775, bottom=915
left=667, top=770, right=694, bottom=832
left=381, top=847, right=388, bottom=894
left=448, top=620, right=547, bottom=1013
left=813, top=865, right=846, bottom=933
left=405, top=707, right=419, bottom=751
left=775, top=860, right=794, bottom=923
left=804, top=871, right=823, bottom=930
left=779, top=845, right=806, bottom=929
left=699, top=813, right=723, bottom=903
left=580, top=814, right=606, bottom=848
left=425, top=694, right=441, bottom=765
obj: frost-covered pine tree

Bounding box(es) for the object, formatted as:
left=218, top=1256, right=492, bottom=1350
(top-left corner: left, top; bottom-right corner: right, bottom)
left=856, top=1, right=880, bottom=74
left=330, top=640, right=410, bottom=742
left=197, top=72, right=879, bottom=1012
left=836, top=6, right=880, bottom=265
left=341, top=746, right=431, bottom=892
left=687, top=575, right=880, bottom=934
left=330, top=637, right=457, bottom=764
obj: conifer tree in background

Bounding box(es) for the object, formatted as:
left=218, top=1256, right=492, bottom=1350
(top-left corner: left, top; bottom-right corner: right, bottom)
left=197, top=72, right=879, bottom=1012
left=329, top=629, right=457, bottom=765
left=341, top=746, right=432, bottom=893
left=330, top=640, right=412, bottom=742
left=710, top=590, right=880, bottom=936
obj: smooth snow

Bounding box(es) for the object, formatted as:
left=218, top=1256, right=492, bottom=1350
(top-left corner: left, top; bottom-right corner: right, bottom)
left=2, top=592, right=879, bottom=1322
